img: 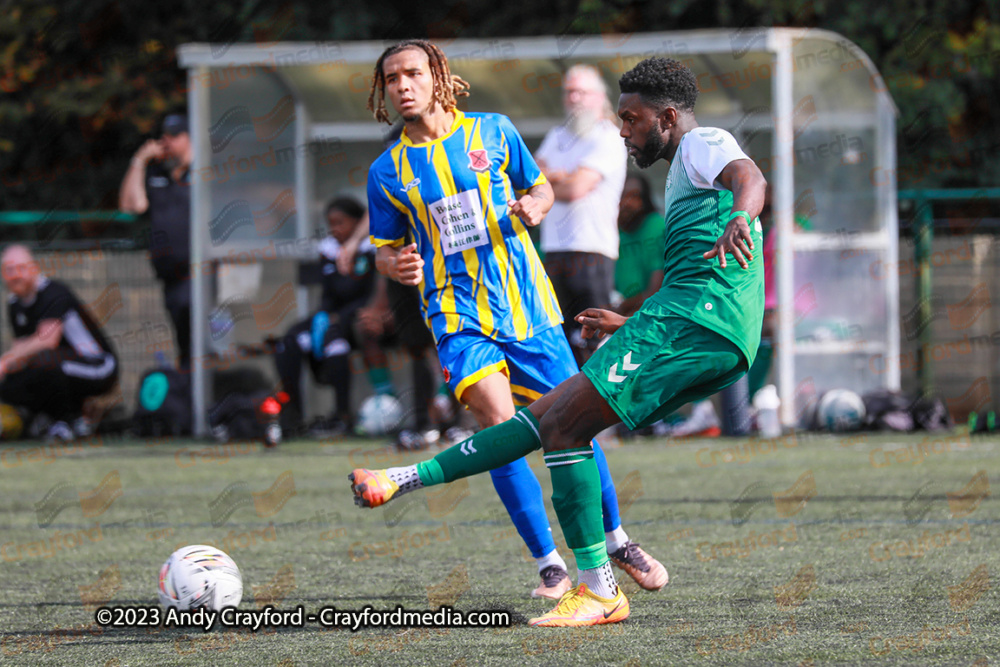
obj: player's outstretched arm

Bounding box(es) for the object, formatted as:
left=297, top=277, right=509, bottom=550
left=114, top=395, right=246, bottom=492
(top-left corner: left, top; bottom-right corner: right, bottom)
left=703, top=159, right=767, bottom=269
left=374, top=244, right=424, bottom=286
left=576, top=308, right=627, bottom=341
left=508, top=181, right=554, bottom=227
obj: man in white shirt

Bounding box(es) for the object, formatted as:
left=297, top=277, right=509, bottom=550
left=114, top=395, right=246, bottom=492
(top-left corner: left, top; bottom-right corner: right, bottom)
left=536, top=65, right=627, bottom=364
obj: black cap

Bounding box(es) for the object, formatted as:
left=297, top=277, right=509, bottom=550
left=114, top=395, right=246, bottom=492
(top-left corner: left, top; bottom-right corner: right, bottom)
left=162, top=114, right=188, bottom=136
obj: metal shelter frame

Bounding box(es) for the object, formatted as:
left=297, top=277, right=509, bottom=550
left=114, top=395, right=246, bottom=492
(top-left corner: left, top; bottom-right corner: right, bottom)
left=178, top=29, right=899, bottom=436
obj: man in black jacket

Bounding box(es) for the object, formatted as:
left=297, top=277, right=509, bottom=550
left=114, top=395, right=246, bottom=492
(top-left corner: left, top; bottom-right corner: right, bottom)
left=118, top=113, right=192, bottom=369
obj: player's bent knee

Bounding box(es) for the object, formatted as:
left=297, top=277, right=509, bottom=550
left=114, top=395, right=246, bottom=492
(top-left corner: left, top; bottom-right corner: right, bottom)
left=538, top=374, right=618, bottom=452
left=539, top=412, right=577, bottom=453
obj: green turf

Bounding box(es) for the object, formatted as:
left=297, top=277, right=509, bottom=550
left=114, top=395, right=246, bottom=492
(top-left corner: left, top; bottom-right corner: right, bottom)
left=0, top=430, right=997, bottom=666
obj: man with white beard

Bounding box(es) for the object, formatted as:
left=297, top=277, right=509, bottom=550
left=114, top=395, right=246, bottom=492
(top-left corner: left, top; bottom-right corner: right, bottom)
left=536, top=65, right=628, bottom=365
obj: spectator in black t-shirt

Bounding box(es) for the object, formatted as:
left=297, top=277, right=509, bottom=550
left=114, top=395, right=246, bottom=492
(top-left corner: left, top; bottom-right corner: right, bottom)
left=119, top=113, right=192, bottom=369
left=273, top=197, right=390, bottom=436
left=0, top=245, right=119, bottom=441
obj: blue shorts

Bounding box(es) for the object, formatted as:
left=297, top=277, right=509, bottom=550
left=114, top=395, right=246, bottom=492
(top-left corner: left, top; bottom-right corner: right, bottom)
left=438, top=326, right=579, bottom=405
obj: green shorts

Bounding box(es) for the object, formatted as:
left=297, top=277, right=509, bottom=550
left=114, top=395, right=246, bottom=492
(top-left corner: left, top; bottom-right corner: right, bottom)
left=582, top=301, right=748, bottom=430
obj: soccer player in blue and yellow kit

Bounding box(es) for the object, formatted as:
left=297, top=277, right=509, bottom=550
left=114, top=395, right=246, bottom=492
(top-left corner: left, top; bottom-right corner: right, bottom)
left=351, top=56, right=766, bottom=627
left=361, top=40, right=667, bottom=599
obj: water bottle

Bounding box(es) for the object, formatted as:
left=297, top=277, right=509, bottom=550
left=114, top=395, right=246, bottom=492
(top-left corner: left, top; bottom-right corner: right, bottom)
left=260, top=396, right=282, bottom=448
left=753, top=385, right=782, bottom=439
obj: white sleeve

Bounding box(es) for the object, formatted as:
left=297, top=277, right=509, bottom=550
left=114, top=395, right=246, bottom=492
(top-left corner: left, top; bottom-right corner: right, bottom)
left=681, top=128, right=751, bottom=191
left=579, top=123, right=627, bottom=179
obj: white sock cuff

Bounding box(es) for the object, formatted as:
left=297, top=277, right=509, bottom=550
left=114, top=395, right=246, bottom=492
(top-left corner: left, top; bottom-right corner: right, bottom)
left=535, top=548, right=567, bottom=573
left=385, top=465, right=422, bottom=493
left=579, top=562, right=617, bottom=599
left=605, top=526, right=629, bottom=553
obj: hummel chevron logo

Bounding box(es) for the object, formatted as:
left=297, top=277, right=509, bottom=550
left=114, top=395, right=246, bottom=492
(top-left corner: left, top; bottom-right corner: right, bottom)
left=460, top=440, right=477, bottom=455
left=699, top=129, right=725, bottom=146
left=608, top=352, right=641, bottom=383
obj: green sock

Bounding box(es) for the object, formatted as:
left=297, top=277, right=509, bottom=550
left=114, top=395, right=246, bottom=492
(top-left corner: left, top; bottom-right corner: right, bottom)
left=368, top=366, right=394, bottom=395
left=546, top=448, right=608, bottom=570
left=416, top=409, right=542, bottom=486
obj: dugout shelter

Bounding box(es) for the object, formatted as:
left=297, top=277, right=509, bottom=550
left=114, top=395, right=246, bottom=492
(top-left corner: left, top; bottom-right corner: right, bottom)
left=178, top=29, right=899, bottom=435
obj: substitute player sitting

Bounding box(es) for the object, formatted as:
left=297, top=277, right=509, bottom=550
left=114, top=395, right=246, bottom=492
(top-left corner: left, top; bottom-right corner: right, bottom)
left=351, top=57, right=766, bottom=627
left=272, top=197, right=392, bottom=437
left=364, top=39, right=667, bottom=599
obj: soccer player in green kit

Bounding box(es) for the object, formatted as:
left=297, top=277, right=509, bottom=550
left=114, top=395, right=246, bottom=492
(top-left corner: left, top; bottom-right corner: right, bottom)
left=350, top=57, right=766, bottom=627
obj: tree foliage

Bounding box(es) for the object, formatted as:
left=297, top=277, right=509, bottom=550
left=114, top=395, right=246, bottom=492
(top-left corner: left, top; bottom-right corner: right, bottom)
left=1, top=0, right=997, bottom=210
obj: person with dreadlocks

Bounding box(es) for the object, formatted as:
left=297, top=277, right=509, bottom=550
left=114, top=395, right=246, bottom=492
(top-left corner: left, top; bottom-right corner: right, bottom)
left=351, top=56, right=766, bottom=626
left=359, top=40, right=668, bottom=602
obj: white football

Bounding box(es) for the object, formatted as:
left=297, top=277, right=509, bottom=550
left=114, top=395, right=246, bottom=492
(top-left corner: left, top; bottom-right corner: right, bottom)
left=817, top=389, right=866, bottom=432
left=357, top=394, right=405, bottom=435
left=157, top=544, right=243, bottom=610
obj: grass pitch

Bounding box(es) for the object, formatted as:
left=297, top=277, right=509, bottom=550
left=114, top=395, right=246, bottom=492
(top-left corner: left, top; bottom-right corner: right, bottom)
left=0, top=429, right=997, bottom=666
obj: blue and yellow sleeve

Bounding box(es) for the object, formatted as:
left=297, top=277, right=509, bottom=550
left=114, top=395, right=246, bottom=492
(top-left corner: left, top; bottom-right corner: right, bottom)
left=497, top=114, right=546, bottom=194
left=366, top=164, right=407, bottom=248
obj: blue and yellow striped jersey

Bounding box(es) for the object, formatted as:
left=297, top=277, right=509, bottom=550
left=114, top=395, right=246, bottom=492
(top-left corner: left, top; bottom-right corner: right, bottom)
left=367, top=110, right=563, bottom=343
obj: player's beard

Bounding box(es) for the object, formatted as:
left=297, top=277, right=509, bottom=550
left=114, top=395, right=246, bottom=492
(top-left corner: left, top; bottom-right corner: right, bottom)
left=401, top=98, right=436, bottom=124
left=631, top=126, right=667, bottom=169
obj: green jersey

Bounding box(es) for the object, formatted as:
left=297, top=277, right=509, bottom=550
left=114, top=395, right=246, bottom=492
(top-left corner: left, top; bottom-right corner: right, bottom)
left=650, top=127, right=765, bottom=365
left=616, top=211, right=666, bottom=300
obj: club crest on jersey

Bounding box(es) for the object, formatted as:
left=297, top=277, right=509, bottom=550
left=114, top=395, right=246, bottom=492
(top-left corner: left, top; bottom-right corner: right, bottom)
left=467, top=149, right=489, bottom=172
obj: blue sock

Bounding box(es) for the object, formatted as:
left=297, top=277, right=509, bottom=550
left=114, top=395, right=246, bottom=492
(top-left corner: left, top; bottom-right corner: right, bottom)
left=592, top=439, right=621, bottom=533
left=489, top=457, right=555, bottom=559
